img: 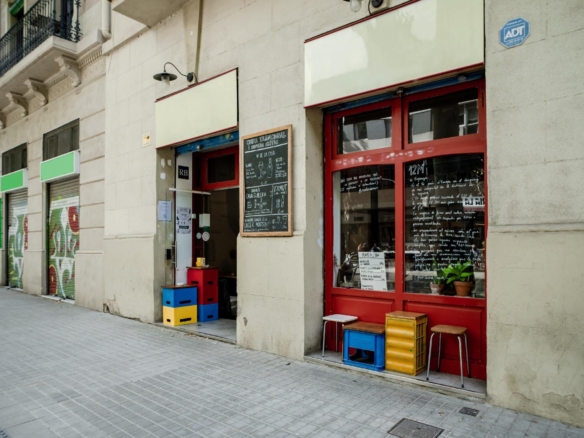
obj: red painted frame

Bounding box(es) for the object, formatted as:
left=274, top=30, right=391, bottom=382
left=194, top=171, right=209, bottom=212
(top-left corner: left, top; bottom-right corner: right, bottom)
left=324, top=79, right=488, bottom=380
left=200, top=146, right=240, bottom=191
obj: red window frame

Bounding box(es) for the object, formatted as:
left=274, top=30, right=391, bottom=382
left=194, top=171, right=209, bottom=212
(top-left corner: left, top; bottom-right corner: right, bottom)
left=200, top=146, right=239, bottom=191
left=324, top=79, right=488, bottom=380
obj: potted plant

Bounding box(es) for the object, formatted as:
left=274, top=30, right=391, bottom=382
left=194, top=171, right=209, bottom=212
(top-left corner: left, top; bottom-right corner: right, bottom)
left=429, top=259, right=446, bottom=295
left=443, top=261, right=474, bottom=296
left=429, top=275, right=445, bottom=295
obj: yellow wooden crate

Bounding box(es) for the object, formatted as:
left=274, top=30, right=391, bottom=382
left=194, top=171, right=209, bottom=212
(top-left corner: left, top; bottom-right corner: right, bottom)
left=385, top=311, right=427, bottom=375
left=163, top=305, right=197, bottom=326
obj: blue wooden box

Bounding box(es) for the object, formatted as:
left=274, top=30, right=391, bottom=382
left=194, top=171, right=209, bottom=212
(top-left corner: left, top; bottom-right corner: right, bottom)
left=198, top=303, right=219, bottom=322
left=343, top=323, right=385, bottom=372
left=162, top=286, right=198, bottom=308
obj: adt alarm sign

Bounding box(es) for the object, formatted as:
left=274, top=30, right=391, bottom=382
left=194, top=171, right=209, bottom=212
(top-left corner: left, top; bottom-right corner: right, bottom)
left=500, top=18, right=530, bottom=48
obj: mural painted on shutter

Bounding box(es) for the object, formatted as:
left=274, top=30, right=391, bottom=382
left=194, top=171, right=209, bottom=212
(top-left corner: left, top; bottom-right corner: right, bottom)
left=48, top=197, right=79, bottom=299
left=8, top=206, right=27, bottom=288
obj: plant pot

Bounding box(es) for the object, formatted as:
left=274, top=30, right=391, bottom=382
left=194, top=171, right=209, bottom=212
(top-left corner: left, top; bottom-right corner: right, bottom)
left=453, top=281, right=473, bottom=297
left=430, top=283, right=445, bottom=295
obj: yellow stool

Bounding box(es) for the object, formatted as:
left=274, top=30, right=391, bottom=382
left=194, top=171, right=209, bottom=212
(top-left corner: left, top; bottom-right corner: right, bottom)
left=163, top=305, right=197, bottom=326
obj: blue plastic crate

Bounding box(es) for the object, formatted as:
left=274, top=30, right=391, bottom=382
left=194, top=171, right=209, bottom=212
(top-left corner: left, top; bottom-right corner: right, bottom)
left=162, top=286, right=198, bottom=308
left=198, top=303, right=219, bottom=322
left=343, top=327, right=385, bottom=371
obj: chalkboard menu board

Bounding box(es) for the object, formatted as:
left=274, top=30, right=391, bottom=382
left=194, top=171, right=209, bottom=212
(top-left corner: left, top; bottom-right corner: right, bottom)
left=240, top=125, right=293, bottom=236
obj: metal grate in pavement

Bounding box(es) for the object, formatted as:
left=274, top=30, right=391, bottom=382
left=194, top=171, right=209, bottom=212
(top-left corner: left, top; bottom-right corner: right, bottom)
left=459, top=407, right=480, bottom=417
left=0, top=428, right=9, bottom=438
left=388, top=418, right=444, bottom=438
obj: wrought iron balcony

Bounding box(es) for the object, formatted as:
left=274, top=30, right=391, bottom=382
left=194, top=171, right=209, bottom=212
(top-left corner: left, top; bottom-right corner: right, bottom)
left=0, top=0, right=81, bottom=78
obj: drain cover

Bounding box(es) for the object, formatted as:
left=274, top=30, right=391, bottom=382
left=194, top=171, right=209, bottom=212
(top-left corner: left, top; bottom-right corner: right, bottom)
left=388, top=418, right=444, bottom=438
left=0, top=428, right=9, bottom=438
left=459, top=407, right=479, bottom=417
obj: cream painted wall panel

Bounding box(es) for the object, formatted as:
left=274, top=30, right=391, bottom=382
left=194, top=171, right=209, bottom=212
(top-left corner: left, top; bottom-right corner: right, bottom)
left=487, top=231, right=584, bottom=426
left=270, top=62, right=303, bottom=111
left=80, top=227, right=104, bottom=252
left=156, top=11, right=184, bottom=53
left=27, top=212, right=42, bottom=234
left=116, top=178, right=142, bottom=209
left=129, top=29, right=157, bottom=67
left=80, top=134, right=105, bottom=163
left=103, top=237, right=156, bottom=322
left=75, top=253, right=104, bottom=312
left=80, top=111, right=105, bottom=142
left=223, top=0, right=271, bottom=50
left=27, top=231, right=42, bottom=252
left=28, top=158, right=40, bottom=179
left=80, top=180, right=105, bottom=206
left=489, top=160, right=584, bottom=226
left=80, top=157, right=105, bottom=185
left=27, top=194, right=42, bottom=215
left=22, top=251, right=43, bottom=296
left=82, top=204, right=105, bottom=228
left=304, top=0, right=484, bottom=106
left=155, top=69, right=238, bottom=148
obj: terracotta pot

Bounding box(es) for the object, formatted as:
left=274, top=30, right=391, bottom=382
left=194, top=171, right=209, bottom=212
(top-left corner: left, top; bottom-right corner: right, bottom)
left=454, top=281, right=473, bottom=296
left=430, top=283, right=445, bottom=295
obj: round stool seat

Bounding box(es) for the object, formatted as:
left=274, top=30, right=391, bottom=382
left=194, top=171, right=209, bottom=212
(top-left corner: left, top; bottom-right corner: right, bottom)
left=431, top=325, right=467, bottom=335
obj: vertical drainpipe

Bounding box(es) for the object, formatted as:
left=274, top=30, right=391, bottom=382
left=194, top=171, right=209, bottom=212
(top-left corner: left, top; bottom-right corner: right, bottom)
left=101, top=0, right=112, bottom=40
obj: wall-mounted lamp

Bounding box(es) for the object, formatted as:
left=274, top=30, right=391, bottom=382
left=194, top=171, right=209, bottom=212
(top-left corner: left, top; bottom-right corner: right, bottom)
left=153, top=62, right=197, bottom=88
left=343, top=0, right=363, bottom=12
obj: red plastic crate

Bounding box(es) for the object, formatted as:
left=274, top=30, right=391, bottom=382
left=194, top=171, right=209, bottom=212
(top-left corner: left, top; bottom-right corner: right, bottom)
left=187, top=267, right=219, bottom=305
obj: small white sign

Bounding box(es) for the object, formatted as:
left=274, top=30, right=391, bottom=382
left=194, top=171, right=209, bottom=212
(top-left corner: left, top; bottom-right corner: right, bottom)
left=176, top=207, right=191, bottom=234
left=463, top=196, right=485, bottom=212
left=358, top=252, right=387, bottom=291
left=158, top=201, right=172, bottom=222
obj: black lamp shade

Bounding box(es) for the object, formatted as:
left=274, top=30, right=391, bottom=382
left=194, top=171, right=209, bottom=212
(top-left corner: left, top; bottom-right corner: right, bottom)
left=153, top=72, right=177, bottom=82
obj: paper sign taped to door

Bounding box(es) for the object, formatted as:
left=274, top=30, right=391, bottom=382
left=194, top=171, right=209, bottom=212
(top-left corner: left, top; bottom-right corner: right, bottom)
left=176, top=207, right=192, bottom=234
left=358, top=252, right=387, bottom=291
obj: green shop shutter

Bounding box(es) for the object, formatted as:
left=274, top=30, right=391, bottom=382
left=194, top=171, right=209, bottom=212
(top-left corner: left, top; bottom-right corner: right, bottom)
left=7, top=189, right=27, bottom=289
left=48, top=177, right=79, bottom=299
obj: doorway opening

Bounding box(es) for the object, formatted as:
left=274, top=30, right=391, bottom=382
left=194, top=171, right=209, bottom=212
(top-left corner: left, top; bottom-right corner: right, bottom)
left=173, top=144, right=239, bottom=343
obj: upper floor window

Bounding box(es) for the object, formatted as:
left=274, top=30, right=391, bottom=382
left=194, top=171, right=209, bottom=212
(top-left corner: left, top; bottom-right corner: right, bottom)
left=43, top=120, right=79, bottom=160
left=2, top=143, right=27, bottom=175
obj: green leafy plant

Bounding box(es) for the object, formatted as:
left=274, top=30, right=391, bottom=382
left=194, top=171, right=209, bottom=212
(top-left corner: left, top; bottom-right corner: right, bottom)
left=431, top=258, right=446, bottom=285
left=442, top=261, right=474, bottom=284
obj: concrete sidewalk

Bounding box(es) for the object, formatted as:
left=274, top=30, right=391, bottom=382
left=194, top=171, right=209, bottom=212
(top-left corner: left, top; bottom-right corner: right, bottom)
left=0, top=288, right=581, bottom=438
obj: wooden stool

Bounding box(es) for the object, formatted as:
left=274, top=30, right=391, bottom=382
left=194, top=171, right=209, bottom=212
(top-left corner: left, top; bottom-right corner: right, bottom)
left=322, top=314, right=358, bottom=357
left=426, top=325, right=470, bottom=388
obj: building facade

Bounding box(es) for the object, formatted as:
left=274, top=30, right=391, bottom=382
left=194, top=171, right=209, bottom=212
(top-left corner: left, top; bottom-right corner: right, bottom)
left=0, top=0, right=582, bottom=428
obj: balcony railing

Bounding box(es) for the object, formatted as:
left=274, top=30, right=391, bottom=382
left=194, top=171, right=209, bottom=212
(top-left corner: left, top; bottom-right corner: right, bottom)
left=0, top=0, right=81, bottom=78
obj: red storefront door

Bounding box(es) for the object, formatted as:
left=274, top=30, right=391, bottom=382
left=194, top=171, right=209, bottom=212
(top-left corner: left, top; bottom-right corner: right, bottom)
left=324, top=80, right=488, bottom=380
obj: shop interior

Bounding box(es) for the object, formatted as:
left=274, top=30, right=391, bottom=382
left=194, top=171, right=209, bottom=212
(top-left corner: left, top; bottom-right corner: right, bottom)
left=167, top=146, right=239, bottom=343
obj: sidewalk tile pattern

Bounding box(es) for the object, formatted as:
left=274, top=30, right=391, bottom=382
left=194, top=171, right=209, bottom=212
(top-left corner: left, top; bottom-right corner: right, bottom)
left=0, top=289, right=582, bottom=438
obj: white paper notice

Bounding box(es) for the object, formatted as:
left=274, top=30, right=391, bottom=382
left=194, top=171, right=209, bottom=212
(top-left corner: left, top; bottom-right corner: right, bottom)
left=158, top=201, right=172, bottom=222
left=176, top=207, right=192, bottom=234
left=358, top=252, right=387, bottom=291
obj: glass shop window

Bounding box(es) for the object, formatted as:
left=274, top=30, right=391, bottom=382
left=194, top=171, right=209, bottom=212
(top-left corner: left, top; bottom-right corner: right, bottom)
left=409, top=89, right=478, bottom=144
left=2, top=143, right=27, bottom=175
left=404, top=154, right=485, bottom=297
left=43, top=120, right=79, bottom=160
left=207, top=154, right=235, bottom=184
left=333, top=165, right=395, bottom=291
left=338, top=107, right=392, bottom=155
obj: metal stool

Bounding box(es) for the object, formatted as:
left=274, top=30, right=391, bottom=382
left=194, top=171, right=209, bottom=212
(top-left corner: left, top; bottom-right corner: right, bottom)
left=426, top=325, right=470, bottom=388
left=322, top=314, right=358, bottom=357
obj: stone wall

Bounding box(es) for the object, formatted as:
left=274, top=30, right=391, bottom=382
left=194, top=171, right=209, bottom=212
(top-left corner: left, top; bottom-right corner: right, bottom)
left=485, top=0, right=584, bottom=427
